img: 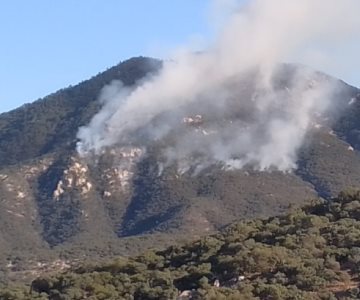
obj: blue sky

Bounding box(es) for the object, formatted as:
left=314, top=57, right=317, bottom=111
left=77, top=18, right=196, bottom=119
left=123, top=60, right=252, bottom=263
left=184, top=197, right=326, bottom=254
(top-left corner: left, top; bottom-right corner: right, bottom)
left=1, top=0, right=359, bottom=113
left=0, top=0, right=216, bottom=113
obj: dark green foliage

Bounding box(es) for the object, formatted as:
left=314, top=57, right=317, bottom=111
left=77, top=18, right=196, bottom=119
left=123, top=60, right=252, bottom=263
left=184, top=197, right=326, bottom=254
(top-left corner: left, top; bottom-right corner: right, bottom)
left=3, top=191, right=360, bottom=299
left=0, top=57, right=161, bottom=167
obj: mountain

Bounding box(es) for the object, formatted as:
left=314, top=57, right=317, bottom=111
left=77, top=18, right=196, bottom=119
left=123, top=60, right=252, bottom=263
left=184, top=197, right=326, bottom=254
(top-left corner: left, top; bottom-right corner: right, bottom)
left=3, top=190, right=360, bottom=299
left=1, top=57, right=360, bottom=283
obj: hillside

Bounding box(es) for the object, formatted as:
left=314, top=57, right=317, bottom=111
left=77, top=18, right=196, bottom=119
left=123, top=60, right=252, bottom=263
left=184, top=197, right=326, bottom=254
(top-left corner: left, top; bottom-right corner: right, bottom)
left=0, top=57, right=162, bottom=167
left=2, top=190, right=360, bottom=299
left=1, top=57, right=360, bottom=283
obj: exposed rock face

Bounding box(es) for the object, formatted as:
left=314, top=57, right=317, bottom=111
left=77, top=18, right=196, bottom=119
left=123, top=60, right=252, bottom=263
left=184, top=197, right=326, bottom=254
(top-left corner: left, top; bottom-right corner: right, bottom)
left=103, top=146, right=144, bottom=190
left=53, top=157, right=92, bottom=200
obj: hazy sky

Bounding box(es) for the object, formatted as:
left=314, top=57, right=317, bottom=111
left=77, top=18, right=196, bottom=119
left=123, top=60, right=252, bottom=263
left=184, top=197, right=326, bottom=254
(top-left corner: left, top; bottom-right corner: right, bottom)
left=1, top=0, right=359, bottom=113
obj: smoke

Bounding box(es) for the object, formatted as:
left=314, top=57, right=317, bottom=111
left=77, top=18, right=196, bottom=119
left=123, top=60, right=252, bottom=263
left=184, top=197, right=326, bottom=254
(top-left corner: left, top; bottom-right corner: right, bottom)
left=77, top=0, right=360, bottom=172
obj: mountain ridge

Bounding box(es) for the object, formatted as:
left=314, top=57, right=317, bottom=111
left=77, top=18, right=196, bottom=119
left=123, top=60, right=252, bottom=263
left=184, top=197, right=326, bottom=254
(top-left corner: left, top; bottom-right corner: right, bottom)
left=0, top=57, right=162, bottom=167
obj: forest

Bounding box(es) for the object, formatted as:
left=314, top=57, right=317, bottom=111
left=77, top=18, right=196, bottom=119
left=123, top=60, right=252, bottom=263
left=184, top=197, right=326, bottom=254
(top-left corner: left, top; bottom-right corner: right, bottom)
left=1, top=190, right=360, bottom=299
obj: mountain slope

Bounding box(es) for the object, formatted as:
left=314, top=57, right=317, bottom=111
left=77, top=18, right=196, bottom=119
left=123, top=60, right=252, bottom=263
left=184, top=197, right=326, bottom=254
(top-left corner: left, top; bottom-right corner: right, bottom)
left=1, top=57, right=360, bottom=281
left=0, top=57, right=162, bottom=167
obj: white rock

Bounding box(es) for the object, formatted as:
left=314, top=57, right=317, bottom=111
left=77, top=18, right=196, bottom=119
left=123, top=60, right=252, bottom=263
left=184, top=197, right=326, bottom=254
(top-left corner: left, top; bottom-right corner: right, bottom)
left=178, top=290, right=193, bottom=299
left=103, top=191, right=112, bottom=197
left=53, top=181, right=65, bottom=199
left=77, top=177, right=86, bottom=186
left=6, top=183, right=14, bottom=192
left=66, top=177, right=73, bottom=186
left=17, top=191, right=25, bottom=199
left=6, top=210, right=25, bottom=218
left=81, top=182, right=92, bottom=194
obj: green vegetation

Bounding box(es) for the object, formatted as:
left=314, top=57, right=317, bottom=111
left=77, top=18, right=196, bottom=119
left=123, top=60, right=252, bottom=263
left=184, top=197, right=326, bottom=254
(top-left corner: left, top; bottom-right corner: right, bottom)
left=2, top=190, right=360, bottom=299
left=1, top=57, right=360, bottom=298
left=0, top=57, right=161, bottom=167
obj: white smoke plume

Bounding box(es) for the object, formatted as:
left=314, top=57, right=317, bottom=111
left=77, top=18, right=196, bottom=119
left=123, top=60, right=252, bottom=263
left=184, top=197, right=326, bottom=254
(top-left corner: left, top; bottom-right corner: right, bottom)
left=77, top=0, right=360, bottom=172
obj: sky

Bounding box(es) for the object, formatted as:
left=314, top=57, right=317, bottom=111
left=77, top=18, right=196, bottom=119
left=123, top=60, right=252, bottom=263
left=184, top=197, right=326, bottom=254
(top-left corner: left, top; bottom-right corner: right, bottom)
left=1, top=0, right=359, bottom=113
left=0, top=0, right=219, bottom=113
